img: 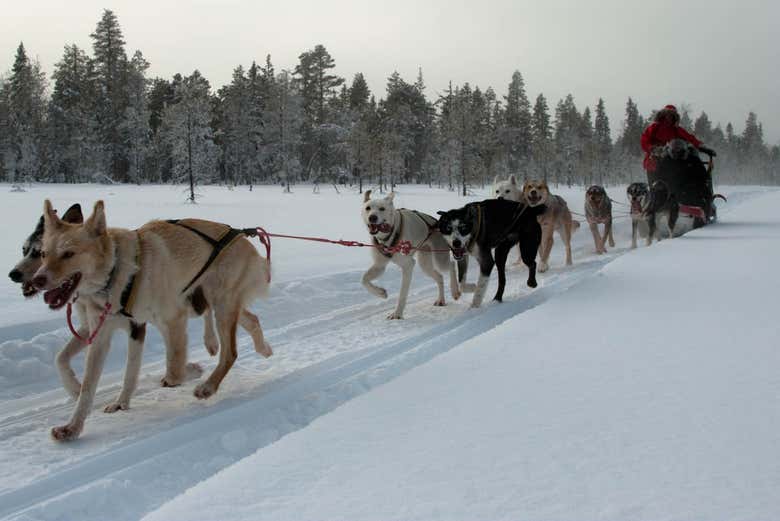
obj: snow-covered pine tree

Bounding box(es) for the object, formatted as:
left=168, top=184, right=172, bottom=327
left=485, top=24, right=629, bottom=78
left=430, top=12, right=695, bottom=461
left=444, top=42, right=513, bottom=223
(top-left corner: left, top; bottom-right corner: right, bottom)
left=48, top=44, right=95, bottom=182
left=120, top=51, right=151, bottom=183
left=501, top=70, right=532, bottom=174
left=294, top=44, right=345, bottom=180
left=90, top=9, right=131, bottom=181
left=159, top=71, right=217, bottom=202
left=531, top=93, right=552, bottom=181
left=593, top=98, right=612, bottom=175
left=6, top=42, right=48, bottom=183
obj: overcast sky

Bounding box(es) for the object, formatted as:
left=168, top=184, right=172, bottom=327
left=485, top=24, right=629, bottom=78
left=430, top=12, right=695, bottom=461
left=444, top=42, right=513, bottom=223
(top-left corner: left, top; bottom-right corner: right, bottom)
left=3, top=0, right=779, bottom=143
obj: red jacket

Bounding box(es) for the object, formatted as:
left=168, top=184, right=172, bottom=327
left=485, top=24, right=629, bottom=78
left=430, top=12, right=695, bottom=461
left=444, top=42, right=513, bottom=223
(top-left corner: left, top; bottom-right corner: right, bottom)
left=640, top=122, right=702, bottom=171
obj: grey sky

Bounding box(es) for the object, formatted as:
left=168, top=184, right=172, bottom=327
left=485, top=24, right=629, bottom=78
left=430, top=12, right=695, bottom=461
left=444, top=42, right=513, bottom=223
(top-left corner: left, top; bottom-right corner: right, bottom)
left=3, top=0, right=779, bottom=143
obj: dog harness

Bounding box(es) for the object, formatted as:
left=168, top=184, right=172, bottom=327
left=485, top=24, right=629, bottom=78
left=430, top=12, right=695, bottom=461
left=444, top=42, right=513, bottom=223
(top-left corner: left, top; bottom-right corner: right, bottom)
left=166, top=220, right=246, bottom=293
left=100, top=237, right=142, bottom=317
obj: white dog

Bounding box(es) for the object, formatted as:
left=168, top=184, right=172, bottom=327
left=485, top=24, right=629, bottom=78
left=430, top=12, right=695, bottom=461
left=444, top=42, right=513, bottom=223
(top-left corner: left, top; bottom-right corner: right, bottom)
left=361, top=190, right=462, bottom=319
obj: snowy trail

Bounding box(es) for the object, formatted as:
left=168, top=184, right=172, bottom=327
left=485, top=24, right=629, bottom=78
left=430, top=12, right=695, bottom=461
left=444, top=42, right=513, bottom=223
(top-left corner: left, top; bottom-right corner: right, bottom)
left=0, top=249, right=621, bottom=520
left=0, top=184, right=771, bottom=520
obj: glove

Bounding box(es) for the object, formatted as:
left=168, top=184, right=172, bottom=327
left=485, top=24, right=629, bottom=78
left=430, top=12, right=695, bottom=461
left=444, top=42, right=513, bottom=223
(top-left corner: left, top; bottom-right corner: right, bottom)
left=698, top=145, right=717, bottom=157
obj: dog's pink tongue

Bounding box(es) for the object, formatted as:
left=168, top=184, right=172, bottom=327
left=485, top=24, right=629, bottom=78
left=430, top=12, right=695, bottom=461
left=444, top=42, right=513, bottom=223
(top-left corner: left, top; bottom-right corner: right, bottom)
left=43, top=289, right=56, bottom=305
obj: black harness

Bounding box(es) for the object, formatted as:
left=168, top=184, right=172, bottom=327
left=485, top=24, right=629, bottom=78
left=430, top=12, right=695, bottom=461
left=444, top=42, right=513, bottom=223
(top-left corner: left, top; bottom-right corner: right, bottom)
left=167, top=220, right=245, bottom=293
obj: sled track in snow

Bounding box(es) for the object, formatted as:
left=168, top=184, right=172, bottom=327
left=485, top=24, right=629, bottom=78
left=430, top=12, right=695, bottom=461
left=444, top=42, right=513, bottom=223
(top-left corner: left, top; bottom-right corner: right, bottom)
left=0, top=249, right=618, bottom=521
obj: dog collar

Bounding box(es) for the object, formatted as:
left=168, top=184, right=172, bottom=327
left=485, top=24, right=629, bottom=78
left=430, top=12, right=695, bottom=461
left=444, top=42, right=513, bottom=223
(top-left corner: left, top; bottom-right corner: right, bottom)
left=373, top=212, right=403, bottom=257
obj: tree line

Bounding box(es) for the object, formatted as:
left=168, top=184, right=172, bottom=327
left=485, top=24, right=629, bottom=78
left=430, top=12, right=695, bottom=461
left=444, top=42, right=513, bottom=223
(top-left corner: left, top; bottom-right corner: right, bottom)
left=2, top=9, right=778, bottom=199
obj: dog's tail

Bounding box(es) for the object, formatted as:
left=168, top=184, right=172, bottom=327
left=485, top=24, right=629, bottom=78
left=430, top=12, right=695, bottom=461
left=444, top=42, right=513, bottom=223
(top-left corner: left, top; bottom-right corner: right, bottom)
left=712, top=194, right=727, bottom=203
left=571, top=220, right=581, bottom=231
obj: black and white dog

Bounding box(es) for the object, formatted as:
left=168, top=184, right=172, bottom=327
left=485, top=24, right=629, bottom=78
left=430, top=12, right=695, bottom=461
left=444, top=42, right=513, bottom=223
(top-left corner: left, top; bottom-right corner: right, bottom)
left=642, top=180, right=678, bottom=245
left=436, top=199, right=545, bottom=308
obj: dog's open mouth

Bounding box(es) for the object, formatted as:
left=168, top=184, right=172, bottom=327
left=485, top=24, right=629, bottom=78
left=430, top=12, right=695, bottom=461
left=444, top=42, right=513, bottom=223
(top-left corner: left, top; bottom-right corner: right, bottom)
left=526, top=194, right=542, bottom=205
left=43, top=273, right=81, bottom=310
left=451, top=247, right=467, bottom=260
left=22, top=281, right=39, bottom=298
left=630, top=200, right=643, bottom=214
left=368, top=222, right=392, bottom=235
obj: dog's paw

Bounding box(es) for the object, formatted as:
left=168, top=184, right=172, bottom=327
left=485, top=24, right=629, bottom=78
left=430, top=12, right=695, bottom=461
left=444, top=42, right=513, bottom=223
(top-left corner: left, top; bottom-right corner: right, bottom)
left=461, top=283, right=476, bottom=293
left=51, top=423, right=82, bottom=441
left=160, top=375, right=181, bottom=387
left=194, top=382, right=217, bottom=400
left=104, top=401, right=129, bottom=413
left=256, top=340, right=273, bottom=358
left=527, top=279, right=538, bottom=288
left=203, top=337, right=219, bottom=356
left=451, top=289, right=461, bottom=301
left=387, top=311, right=403, bottom=320
left=538, top=262, right=549, bottom=273
left=186, top=362, right=203, bottom=380
left=433, top=298, right=446, bottom=307
left=376, top=287, right=388, bottom=299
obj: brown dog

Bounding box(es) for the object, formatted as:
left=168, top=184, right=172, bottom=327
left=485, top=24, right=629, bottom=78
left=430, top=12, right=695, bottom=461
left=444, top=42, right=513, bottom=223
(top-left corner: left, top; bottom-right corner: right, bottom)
left=33, top=200, right=272, bottom=441
left=584, top=185, right=615, bottom=254
left=522, top=180, right=579, bottom=272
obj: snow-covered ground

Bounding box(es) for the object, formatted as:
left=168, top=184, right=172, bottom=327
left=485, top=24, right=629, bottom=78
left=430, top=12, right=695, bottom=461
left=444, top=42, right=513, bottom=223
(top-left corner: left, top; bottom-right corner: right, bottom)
left=0, top=182, right=775, bottom=520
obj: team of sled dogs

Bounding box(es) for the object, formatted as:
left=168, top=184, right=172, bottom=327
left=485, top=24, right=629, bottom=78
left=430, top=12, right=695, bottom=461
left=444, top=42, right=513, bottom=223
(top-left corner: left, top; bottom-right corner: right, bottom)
left=9, top=177, right=674, bottom=440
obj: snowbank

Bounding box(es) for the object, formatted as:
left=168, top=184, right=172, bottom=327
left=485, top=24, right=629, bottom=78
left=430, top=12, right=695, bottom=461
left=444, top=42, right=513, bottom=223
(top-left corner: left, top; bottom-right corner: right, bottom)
left=145, top=191, right=780, bottom=521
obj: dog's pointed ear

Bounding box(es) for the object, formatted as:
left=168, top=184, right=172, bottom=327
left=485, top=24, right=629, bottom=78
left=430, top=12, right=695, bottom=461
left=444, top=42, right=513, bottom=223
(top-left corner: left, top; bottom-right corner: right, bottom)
left=85, top=200, right=107, bottom=236
left=363, top=189, right=372, bottom=203
left=386, top=191, right=395, bottom=202
left=61, top=203, right=83, bottom=224
left=493, top=175, right=500, bottom=186
left=509, top=174, right=517, bottom=185
left=43, top=199, right=62, bottom=230
left=436, top=210, right=446, bottom=216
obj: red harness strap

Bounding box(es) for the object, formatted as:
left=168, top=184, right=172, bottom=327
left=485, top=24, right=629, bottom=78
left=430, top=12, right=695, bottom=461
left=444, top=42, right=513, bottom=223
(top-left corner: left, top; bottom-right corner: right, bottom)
left=66, top=301, right=112, bottom=345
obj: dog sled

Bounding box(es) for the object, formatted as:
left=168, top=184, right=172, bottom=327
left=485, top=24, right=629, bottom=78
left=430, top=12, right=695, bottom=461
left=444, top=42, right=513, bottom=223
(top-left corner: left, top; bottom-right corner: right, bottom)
left=647, top=142, right=724, bottom=235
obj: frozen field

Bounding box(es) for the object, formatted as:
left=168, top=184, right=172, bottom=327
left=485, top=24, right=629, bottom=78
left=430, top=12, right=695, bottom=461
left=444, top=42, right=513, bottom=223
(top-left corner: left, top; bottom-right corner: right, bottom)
left=0, top=182, right=775, bottom=520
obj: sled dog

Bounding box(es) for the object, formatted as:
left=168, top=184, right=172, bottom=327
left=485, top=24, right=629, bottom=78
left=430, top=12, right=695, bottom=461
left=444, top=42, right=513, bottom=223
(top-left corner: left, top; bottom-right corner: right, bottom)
left=626, top=182, right=650, bottom=249
left=584, top=185, right=615, bottom=254
left=361, top=190, right=463, bottom=319
left=7, top=205, right=259, bottom=415
left=437, top=198, right=545, bottom=308
left=522, top=180, right=579, bottom=272
left=31, top=200, right=272, bottom=440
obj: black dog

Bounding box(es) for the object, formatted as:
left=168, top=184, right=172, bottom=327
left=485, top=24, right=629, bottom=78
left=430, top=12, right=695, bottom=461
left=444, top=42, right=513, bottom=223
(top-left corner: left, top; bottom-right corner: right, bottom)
left=436, top=199, right=545, bottom=308
left=643, top=180, right=678, bottom=245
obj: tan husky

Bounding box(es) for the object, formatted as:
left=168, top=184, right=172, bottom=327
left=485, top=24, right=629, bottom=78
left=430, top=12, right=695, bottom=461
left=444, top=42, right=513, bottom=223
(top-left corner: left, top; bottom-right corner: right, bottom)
left=522, top=180, right=580, bottom=272
left=33, top=200, right=272, bottom=441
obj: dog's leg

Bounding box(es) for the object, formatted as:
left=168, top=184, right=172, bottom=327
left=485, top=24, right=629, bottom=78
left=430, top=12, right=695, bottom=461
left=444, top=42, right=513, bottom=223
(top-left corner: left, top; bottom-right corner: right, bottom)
left=105, top=322, right=146, bottom=413
left=668, top=204, right=679, bottom=238
left=457, top=256, right=475, bottom=293
left=361, top=255, right=390, bottom=299
left=202, top=307, right=219, bottom=356
left=606, top=218, right=615, bottom=247
left=240, top=309, right=272, bottom=358
left=51, top=323, right=117, bottom=441
left=520, top=236, right=539, bottom=288
left=589, top=222, right=603, bottom=254
left=561, top=221, right=574, bottom=265
left=513, top=244, right=524, bottom=265
left=195, top=304, right=240, bottom=399
left=647, top=214, right=656, bottom=246
left=492, top=242, right=512, bottom=302
left=56, top=333, right=87, bottom=400
left=631, top=219, right=638, bottom=249
left=388, top=255, right=415, bottom=319
left=471, top=249, right=494, bottom=308
left=418, top=252, right=446, bottom=306
left=538, top=223, right=553, bottom=272
left=159, top=312, right=196, bottom=387
left=448, top=260, right=461, bottom=301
